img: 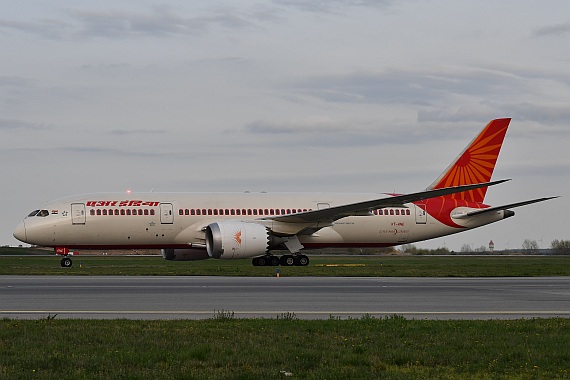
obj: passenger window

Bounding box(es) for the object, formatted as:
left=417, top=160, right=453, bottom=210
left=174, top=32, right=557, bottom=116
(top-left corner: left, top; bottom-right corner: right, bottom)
left=90, top=209, right=95, bottom=216
left=179, top=209, right=183, bottom=215
left=150, top=209, right=155, bottom=216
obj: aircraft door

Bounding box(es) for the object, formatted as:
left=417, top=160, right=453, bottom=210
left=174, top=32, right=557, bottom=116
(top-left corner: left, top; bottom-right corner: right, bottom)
left=160, top=203, right=174, bottom=224
left=71, top=203, right=86, bottom=225
left=415, top=204, right=427, bottom=224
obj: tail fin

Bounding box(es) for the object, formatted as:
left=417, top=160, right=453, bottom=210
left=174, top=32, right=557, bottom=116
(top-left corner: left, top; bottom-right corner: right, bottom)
left=427, top=118, right=511, bottom=203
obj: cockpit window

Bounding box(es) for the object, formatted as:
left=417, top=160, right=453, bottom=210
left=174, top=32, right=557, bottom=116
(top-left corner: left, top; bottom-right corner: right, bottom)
left=27, top=210, right=40, bottom=217
left=37, top=210, right=49, bottom=217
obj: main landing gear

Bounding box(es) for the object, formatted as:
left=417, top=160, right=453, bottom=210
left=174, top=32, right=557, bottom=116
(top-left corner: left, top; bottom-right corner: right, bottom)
left=60, top=256, right=73, bottom=268
left=252, top=254, right=309, bottom=267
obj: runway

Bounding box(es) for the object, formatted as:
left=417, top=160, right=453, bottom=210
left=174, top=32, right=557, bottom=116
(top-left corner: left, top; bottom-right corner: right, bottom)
left=1, top=276, right=569, bottom=320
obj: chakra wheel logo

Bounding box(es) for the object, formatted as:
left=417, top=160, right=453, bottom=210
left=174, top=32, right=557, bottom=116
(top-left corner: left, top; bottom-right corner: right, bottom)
left=233, top=230, right=242, bottom=246
left=434, top=119, right=509, bottom=203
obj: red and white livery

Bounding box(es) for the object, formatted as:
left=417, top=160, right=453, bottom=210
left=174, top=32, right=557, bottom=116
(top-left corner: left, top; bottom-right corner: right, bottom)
left=13, top=119, right=557, bottom=267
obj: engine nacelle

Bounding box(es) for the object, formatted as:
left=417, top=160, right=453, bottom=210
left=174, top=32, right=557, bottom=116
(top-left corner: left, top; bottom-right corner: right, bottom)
left=206, top=222, right=269, bottom=259
left=161, top=248, right=210, bottom=261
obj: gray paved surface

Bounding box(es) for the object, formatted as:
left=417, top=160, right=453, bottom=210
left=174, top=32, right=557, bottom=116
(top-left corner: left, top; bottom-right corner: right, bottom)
left=1, top=276, right=569, bottom=319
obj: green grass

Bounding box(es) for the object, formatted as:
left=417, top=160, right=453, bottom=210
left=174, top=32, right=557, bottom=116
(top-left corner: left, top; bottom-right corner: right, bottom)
left=2, top=250, right=568, bottom=378
left=1, top=253, right=570, bottom=276
left=1, top=317, right=568, bottom=379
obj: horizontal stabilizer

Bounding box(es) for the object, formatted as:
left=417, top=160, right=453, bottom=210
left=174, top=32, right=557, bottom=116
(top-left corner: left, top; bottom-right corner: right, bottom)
left=452, top=196, right=559, bottom=219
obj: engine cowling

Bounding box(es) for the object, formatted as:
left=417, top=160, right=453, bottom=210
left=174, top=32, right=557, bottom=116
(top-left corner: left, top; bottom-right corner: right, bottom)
left=206, top=222, right=269, bottom=259
left=161, top=248, right=210, bottom=261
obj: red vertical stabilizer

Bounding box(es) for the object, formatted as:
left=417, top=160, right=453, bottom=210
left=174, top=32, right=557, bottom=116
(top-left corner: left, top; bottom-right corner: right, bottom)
left=427, top=118, right=510, bottom=203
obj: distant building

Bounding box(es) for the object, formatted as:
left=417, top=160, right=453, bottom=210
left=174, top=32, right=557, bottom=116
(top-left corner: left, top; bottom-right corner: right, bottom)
left=489, top=240, right=495, bottom=253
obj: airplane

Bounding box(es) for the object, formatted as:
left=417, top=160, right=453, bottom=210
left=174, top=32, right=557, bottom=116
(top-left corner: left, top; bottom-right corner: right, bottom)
left=13, top=118, right=557, bottom=268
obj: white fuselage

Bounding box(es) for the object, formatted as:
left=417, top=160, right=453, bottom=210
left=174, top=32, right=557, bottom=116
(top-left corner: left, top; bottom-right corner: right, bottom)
left=14, top=191, right=505, bottom=251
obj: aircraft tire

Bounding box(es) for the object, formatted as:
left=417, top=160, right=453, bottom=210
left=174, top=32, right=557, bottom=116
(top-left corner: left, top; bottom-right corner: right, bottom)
left=269, top=256, right=280, bottom=266
left=280, top=255, right=295, bottom=266
left=257, top=256, right=267, bottom=266
left=252, top=257, right=260, bottom=266
left=61, top=257, right=72, bottom=268
left=295, top=255, right=309, bottom=266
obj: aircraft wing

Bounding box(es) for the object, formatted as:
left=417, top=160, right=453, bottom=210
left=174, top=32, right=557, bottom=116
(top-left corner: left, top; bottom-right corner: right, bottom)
left=263, top=179, right=510, bottom=224
left=452, top=196, right=559, bottom=219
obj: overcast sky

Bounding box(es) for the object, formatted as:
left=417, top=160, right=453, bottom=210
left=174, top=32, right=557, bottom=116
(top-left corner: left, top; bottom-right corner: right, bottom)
left=1, top=0, right=568, bottom=252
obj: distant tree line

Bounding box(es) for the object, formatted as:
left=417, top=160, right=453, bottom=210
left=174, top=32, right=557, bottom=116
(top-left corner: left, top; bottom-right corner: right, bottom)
left=400, top=239, right=570, bottom=255
left=551, top=239, right=570, bottom=254
left=400, top=244, right=450, bottom=255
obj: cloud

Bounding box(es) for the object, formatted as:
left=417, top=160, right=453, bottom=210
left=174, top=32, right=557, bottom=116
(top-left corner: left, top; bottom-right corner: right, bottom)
left=0, top=5, right=252, bottom=39
left=108, top=129, right=167, bottom=136
left=0, top=119, right=49, bottom=131
left=274, top=0, right=394, bottom=13
left=418, top=102, right=570, bottom=129
left=533, top=22, right=570, bottom=37
left=0, top=76, right=32, bottom=87
left=0, top=18, right=71, bottom=39
left=289, top=68, right=525, bottom=105
left=242, top=118, right=469, bottom=147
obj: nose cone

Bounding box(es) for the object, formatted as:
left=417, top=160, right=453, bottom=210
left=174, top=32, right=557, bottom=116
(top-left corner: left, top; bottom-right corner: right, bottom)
left=13, top=221, right=27, bottom=243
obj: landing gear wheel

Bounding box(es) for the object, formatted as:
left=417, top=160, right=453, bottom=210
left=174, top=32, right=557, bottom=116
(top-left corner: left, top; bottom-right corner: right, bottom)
left=269, top=256, right=280, bottom=266
left=61, top=257, right=72, bottom=268
left=256, top=256, right=267, bottom=266
left=295, top=255, right=309, bottom=266
left=280, top=255, right=295, bottom=266
left=252, top=257, right=260, bottom=266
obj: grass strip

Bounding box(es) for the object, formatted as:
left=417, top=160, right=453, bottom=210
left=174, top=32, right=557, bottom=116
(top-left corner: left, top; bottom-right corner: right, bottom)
left=1, top=254, right=570, bottom=276
left=0, top=316, right=568, bottom=379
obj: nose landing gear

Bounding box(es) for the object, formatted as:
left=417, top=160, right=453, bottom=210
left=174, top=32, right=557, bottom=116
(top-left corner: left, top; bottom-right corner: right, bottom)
left=60, top=256, right=73, bottom=268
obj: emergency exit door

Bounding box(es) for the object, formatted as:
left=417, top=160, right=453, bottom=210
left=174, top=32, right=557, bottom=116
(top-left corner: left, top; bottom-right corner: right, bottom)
left=71, top=203, right=86, bottom=225
left=160, top=203, right=174, bottom=224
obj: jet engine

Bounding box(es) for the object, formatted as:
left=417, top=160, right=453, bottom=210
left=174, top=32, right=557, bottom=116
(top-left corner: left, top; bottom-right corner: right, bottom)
left=206, top=221, right=269, bottom=259
left=161, top=248, right=210, bottom=261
